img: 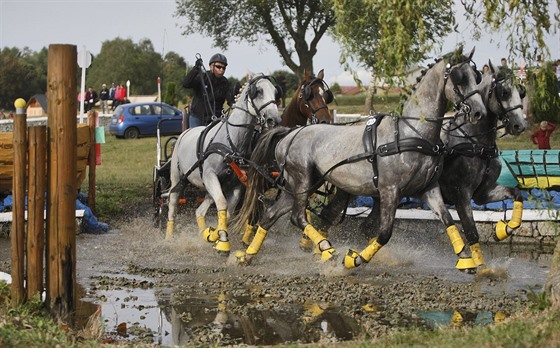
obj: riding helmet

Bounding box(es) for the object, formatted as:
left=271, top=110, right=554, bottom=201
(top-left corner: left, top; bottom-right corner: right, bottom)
left=209, top=53, right=228, bottom=66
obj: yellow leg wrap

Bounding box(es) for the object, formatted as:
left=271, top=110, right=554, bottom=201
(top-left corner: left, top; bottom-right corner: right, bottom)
left=196, top=216, right=206, bottom=232
left=215, top=231, right=231, bottom=253
left=451, top=310, right=464, bottom=328
left=203, top=227, right=219, bottom=242
left=217, top=210, right=227, bottom=231
left=165, top=220, right=174, bottom=239
left=246, top=226, right=267, bottom=255
left=306, top=209, right=312, bottom=222
left=360, top=240, right=383, bottom=263
left=495, top=201, right=523, bottom=241
left=455, top=257, right=476, bottom=270
left=509, top=201, right=523, bottom=229
left=446, top=225, right=465, bottom=255
left=304, top=225, right=336, bottom=261
left=241, top=222, right=255, bottom=247
left=470, top=243, right=485, bottom=266
left=304, top=224, right=325, bottom=245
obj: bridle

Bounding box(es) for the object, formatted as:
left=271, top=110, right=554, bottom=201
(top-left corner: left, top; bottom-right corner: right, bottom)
left=443, top=60, right=483, bottom=121
left=298, top=79, right=332, bottom=124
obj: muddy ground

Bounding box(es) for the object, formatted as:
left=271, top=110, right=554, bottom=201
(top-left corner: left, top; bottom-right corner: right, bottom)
left=0, top=203, right=552, bottom=346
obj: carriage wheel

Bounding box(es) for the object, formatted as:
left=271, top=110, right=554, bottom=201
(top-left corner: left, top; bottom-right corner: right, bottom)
left=163, top=136, right=178, bottom=162
left=153, top=176, right=169, bottom=231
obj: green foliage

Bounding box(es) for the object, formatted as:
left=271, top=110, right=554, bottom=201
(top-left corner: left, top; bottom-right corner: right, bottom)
left=332, top=0, right=455, bottom=82
left=164, top=81, right=178, bottom=106
left=174, top=0, right=335, bottom=77
left=462, top=0, right=556, bottom=64
left=0, top=47, right=46, bottom=110
left=330, top=82, right=341, bottom=94
left=527, top=62, right=560, bottom=123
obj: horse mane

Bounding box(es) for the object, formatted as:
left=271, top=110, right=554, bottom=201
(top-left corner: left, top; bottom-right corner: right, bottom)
left=412, top=46, right=470, bottom=91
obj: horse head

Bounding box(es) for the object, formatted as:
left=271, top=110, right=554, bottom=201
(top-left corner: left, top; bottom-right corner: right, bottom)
left=443, top=46, right=487, bottom=124
left=297, top=69, right=333, bottom=124
left=482, top=60, right=527, bottom=136
left=245, top=74, right=283, bottom=129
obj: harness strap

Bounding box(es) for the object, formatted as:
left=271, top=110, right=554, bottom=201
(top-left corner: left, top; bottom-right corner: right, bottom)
left=446, top=142, right=499, bottom=161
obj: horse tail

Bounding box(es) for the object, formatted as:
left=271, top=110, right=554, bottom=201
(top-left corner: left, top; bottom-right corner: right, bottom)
left=231, top=126, right=292, bottom=234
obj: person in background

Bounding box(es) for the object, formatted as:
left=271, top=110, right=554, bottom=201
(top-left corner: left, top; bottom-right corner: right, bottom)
left=99, top=84, right=110, bottom=114
left=84, top=86, right=98, bottom=112
left=482, top=64, right=490, bottom=74
left=556, top=59, right=560, bottom=93
left=109, top=82, right=117, bottom=110
left=531, top=121, right=556, bottom=149
left=182, top=53, right=234, bottom=128
left=499, top=57, right=512, bottom=77
left=113, top=83, right=127, bottom=109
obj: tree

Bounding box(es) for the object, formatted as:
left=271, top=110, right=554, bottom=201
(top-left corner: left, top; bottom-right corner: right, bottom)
left=86, top=38, right=163, bottom=95
left=0, top=47, right=44, bottom=110
left=164, top=81, right=179, bottom=107
left=175, top=0, right=335, bottom=78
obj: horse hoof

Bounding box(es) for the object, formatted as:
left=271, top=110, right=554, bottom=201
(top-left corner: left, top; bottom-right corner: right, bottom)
left=203, top=227, right=219, bottom=243
left=320, top=248, right=337, bottom=262
left=215, top=240, right=231, bottom=254
left=343, top=249, right=364, bottom=269
left=456, top=257, right=477, bottom=274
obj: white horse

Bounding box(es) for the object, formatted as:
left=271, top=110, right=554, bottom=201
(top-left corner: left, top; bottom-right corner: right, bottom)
left=166, top=74, right=282, bottom=254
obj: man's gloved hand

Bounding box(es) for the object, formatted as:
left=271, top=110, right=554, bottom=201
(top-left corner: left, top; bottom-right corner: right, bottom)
left=195, top=58, right=204, bottom=69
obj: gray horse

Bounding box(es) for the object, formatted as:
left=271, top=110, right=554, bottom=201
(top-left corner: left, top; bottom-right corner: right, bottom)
left=165, top=74, right=282, bottom=254
left=317, top=60, right=528, bottom=271
left=437, top=61, right=527, bottom=268
left=234, top=47, right=487, bottom=271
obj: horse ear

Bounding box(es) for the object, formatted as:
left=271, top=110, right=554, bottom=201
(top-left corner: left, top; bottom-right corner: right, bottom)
left=466, top=46, right=475, bottom=60
left=489, top=60, right=496, bottom=74
left=317, top=69, right=325, bottom=80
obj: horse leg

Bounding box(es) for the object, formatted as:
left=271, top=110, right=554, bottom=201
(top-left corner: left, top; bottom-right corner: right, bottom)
left=203, top=173, right=231, bottom=253
left=197, top=194, right=218, bottom=240
left=237, top=191, right=294, bottom=264
left=344, top=190, right=399, bottom=269
left=421, top=186, right=476, bottom=272
left=454, top=197, right=485, bottom=268
left=299, top=188, right=349, bottom=253
left=292, top=192, right=336, bottom=262
left=473, top=183, right=523, bottom=242
left=165, top=176, right=183, bottom=239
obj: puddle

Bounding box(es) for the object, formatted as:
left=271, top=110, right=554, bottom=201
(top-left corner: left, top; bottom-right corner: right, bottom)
left=77, top=242, right=553, bottom=346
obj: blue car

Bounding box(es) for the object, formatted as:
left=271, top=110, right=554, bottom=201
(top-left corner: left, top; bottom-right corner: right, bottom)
left=108, top=102, right=184, bottom=139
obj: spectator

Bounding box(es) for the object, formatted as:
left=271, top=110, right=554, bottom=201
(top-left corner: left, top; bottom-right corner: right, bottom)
left=482, top=64, right=490, bottom=74
left=109, top=82, right=117, bottom=110
left=499, top=58, right=512, bottom=78
left=556, top=59, right=560, bottom=93
left=182, top=53, right=234, bottom=127
left=113, top=83, right=127, bottom=109
left=99, top=84, right=110, bottom=114
left=84, top=86, right=98, bottom=112
left=531, top=121, right=556, bottom=149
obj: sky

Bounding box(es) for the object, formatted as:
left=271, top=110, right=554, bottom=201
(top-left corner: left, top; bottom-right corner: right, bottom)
left=1, top=0, right=559, bottom=86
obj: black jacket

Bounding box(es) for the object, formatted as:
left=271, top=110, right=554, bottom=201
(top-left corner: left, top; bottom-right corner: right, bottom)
left=183, top=68, right=233, bottom=124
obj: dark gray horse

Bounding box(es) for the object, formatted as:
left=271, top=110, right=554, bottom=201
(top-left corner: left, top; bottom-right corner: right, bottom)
left=165, top=74, right=282, bottom=254
left=437, top=62, right=527, bottom=268
left=234, top=47, right=487, bottom=271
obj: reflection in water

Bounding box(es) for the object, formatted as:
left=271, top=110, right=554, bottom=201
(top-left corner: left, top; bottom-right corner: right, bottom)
left=160, top=295, right=359, bottom=346
left=418, top=309, right=507, bottom=329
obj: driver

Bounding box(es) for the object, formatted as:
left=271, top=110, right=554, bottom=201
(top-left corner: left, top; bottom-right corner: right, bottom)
left=182, top=53, right=235, bottom=128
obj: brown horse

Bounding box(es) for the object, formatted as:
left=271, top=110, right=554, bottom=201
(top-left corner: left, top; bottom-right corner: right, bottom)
left=238, top=69, right=334, bottom=245
left=280, top=69, right=333, bottom=127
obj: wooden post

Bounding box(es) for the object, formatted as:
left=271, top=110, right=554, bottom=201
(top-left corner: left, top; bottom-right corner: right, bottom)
left=46, top=44, right=77, bottom=321
left=87, top=111, right=96, bottom=214
left=10, top=98, right=27, bottom=306
left=27, top=126, right=47, bottom=299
